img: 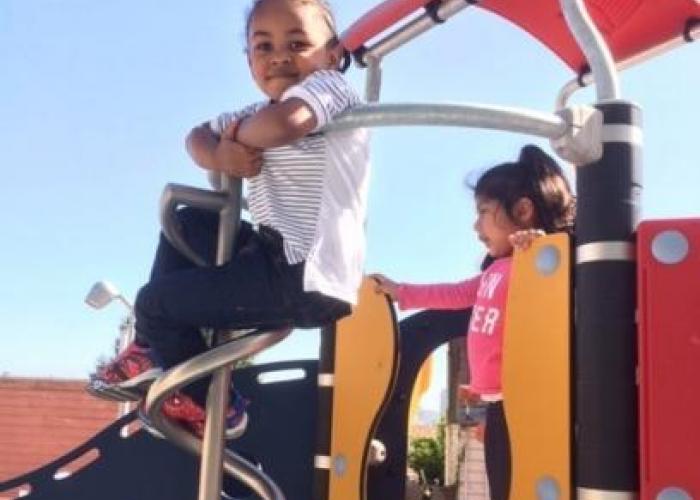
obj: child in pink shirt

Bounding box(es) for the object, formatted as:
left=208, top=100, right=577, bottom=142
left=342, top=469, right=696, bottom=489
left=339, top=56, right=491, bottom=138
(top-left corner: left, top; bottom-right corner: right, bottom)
left=373, top=145, right=575, bottom=500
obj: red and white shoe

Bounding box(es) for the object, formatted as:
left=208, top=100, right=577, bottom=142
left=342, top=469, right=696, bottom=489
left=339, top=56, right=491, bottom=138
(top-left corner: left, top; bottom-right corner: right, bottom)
left=160, top=390, right=248, bottom=440
left=87, top=342, right=162, bottom=401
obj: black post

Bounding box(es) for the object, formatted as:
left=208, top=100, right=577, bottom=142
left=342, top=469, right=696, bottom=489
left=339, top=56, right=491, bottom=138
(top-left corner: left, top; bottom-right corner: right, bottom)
left=313, top=325, right=336, bottom=500
left=575, top=101, right=642, bottom=497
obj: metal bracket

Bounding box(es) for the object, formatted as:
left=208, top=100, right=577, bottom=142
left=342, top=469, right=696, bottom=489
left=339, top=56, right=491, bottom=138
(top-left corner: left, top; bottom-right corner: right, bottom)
left=550, top=105, right=603, bottom=165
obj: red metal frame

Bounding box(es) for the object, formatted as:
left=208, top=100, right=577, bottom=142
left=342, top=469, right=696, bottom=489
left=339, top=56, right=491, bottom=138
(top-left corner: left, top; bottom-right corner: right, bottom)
left=342, top=0, right=432, bottom=52
left=341, top=0, right=699, bottom=72
left=638, top=219, right=700, bottom=499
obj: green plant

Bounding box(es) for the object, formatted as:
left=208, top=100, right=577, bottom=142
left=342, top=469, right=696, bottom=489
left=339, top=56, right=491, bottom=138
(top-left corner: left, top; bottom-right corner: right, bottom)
left=408, top=422, right=445, bottom=486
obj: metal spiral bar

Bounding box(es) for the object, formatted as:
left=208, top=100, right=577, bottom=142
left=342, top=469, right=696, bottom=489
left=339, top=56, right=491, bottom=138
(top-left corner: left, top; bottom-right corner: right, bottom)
left=151, top=178, right=288, bottom=499
left=143, top=330, right=291, bottom=499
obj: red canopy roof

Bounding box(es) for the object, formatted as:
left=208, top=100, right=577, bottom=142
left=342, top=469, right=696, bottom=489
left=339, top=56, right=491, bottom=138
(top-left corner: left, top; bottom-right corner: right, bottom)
left=342, top=0, right=699, bottom=73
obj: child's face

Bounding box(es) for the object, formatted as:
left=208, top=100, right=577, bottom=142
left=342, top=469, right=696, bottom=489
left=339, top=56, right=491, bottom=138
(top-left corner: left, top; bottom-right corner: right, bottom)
left=473, top=197, right=522, bottom=259
left=246, top=0, right=338, bottom=101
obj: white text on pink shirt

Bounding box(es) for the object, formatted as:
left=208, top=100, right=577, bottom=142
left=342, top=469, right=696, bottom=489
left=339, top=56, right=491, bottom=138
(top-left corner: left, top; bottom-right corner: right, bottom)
left=470, top=272, right=505, bottom=336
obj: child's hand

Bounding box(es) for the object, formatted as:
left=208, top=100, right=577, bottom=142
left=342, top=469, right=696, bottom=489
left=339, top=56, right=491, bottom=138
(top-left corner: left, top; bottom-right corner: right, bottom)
left=214, top=137, right=263, bottom=178
left=458, top=385, right=482, bottom=404
left=369, top=273, right=400, bottom=301
left=509, top=229, right=545, bottom=251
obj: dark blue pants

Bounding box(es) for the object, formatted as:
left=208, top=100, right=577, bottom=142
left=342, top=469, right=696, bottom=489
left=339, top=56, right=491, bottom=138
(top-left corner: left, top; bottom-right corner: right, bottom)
left=134, top=208, right=351, bottom=405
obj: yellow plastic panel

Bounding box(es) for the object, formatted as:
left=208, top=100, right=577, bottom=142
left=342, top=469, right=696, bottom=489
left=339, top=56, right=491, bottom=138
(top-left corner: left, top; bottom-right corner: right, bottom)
left=329, top=278, right=399, bottom=500
left=502, top=234, right=571, bottom=499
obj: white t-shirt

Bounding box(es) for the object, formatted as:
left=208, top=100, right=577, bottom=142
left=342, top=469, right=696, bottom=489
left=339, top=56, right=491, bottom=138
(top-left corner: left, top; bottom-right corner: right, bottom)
left=210, top=70, right=370, bottom=305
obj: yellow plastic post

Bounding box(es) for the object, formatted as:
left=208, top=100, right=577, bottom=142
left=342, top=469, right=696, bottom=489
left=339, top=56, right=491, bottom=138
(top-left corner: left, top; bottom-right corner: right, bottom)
left=502, top=234, right=571, bottom=499
left=328, top=278, right=399, bottom=500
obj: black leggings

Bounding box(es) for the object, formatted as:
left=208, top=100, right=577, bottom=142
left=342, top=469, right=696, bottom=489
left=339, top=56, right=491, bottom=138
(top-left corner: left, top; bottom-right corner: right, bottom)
left=484, top=401, right=512, bottom=500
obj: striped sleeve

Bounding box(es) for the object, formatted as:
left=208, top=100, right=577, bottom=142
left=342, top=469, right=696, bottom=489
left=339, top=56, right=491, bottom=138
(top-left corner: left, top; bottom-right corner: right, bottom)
left=209, top=101, right=267, bottom=136
left=280, top=70, right=360, bottom=132
left=397, top=276, right=481, bottom=311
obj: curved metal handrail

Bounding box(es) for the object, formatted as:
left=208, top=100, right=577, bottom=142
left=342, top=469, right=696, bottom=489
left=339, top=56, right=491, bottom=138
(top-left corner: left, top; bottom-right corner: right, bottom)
left=556, top=21, right=700, bottom=110
left=560, top=0, right=620, bottom=101
left=326, top=102, right=569, bottom=139
left=160, top=183, right=229, bottom=266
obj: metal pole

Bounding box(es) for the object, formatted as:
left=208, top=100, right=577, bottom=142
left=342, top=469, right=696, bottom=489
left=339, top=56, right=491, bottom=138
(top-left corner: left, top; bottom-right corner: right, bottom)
left=118, top=314, right=136, bottom=433
left=198, top=176, right=242, bottom=500
left=364, top=55, right=383, bottom=103
left=560, top=0, right=620, bottom=101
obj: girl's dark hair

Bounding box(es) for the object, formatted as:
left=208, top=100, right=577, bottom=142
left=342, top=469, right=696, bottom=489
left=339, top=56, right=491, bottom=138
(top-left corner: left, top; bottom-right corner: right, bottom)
left=469, top=145, right=576, bottom=234
left=245, top=0, right=351, bottom=72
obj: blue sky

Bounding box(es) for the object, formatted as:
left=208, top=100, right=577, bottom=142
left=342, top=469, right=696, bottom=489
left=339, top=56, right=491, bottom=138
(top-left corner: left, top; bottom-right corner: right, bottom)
left=1, top=1, right=698, bottom=409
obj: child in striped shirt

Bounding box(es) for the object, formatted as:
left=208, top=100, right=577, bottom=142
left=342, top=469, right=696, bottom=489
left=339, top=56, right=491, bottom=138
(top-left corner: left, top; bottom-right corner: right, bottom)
left=89, top=0, right=369, bottom=439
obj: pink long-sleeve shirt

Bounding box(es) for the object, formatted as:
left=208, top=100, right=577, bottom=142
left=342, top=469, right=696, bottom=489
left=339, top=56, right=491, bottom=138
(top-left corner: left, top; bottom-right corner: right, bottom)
left=396, top=258, right=512, bottom=398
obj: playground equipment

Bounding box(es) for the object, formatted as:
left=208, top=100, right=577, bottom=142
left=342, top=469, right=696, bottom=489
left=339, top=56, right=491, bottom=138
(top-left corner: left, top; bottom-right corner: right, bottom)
left=1, top=0, right=698, bottom=498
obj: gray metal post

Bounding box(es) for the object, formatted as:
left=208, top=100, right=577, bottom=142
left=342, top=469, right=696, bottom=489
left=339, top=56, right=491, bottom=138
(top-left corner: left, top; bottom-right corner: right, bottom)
left=198, top=176, right=242, bottom=500
left=364, top=55, right=383, bottom=103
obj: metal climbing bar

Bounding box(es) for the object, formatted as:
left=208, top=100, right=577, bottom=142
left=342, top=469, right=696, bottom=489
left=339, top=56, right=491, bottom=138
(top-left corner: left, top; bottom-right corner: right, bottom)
left=327, top=102, right=569, bottom=139
left=142, top=329, right=290, bottom=499
left=146, top=177, right=288, bottom=500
